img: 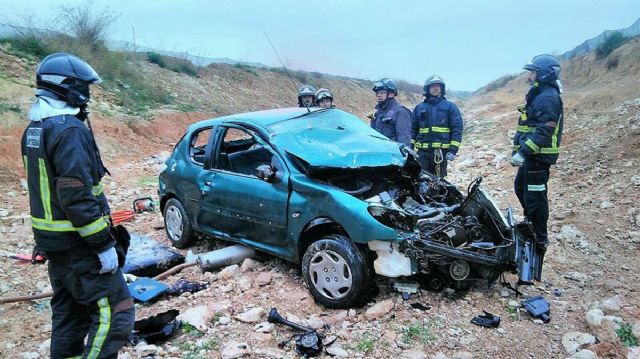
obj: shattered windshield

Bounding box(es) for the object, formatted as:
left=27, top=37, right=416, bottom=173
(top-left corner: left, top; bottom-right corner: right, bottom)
left=267, top=110, right=385, bottom=138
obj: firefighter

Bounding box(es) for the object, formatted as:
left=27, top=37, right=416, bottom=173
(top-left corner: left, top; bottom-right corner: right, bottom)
left=370, top=78, right=412, bottom=146
left=511, top=54, right=564, bottom=275
left=315, top=88, right=334, bottom=108
left=298, top=84, right=316, bottom=107
left=411, top=75, right=463, bottom=177
left=22, top=53, right=134, bottom=358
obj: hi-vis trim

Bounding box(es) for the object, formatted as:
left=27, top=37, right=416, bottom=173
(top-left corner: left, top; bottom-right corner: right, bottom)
left=527, top=184, right=546, bottom=192
left=31, top=216, right=109, bottom=237
left=38, top=159, right=52, bottom=220
left=450, top=140, right=461, bottom=147
left=87, top=297, right=111, bottom=359
left=431, top=126, right=450, bottom=133
left=92, top=182, right=103, bottom=196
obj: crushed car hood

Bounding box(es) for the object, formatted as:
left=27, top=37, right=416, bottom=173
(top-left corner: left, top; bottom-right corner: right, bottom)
left=272, top=127, right=407, bottom=170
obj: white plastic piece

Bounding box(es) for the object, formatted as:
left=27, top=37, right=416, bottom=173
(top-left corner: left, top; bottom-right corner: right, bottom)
left=368, top=240, right=414, bottom=277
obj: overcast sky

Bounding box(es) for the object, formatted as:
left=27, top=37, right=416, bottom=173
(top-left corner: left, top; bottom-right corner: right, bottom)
left=2, top=0, right=639, bottom=91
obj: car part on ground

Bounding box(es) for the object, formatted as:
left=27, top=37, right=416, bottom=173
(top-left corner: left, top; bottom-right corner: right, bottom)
left=471, top=310, right=501, bottom=328
left=129, top=309, right=181, bottom=345
left=268, top=308, right=325, bottom=357
left=522, top=295, right=551, bottom=323
left=196, top=244, right=256, bottom=271
left=133, top=197, right=157, bottom=213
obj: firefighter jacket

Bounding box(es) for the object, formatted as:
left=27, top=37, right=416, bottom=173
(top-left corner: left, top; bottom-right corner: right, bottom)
left=512, top=83, right=564, bottom=164
left=21, top=114, right=113, bottom=253
left=371, top=97, right=412, bottom=146
left=411, top=96, right=463, bottom=155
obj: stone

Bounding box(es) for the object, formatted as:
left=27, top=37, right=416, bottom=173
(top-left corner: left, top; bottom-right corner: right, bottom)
left=218, top=264, right=241, bottom=280
left=500, top=288, right=510, bottom=297
left=37, top=339, right=50, bottom=355
left=633, top=320, right=640, bottom=338
left=326, top=345, right=350, bottom=357
left=451, top=351, right=473, bottom=359
left=177, top=305, right=216, bottom=331
left=236, top=307, right=266, bottom=323
left=431, top=352, right=450, bottom=359
left=254, top=322, right=275, bottom=333
left=601, top=294, right=627, bottom=315
left=241, top=258, right=262, bottom=272
left=255, top=272, right=272, bottom=286
left=562, top=332, right=596, bottom=354
left=365, top=299, right=395, bottom=320
left=600, top=201, right=614, bottom=209
left=220, top=282, right=235, bottom=293
left=565, top=272, right=590, bottom=282
left=237, top=276, right=253, bottom=291
left=20, top=353, right=39, bottom=359
left=221, top=342, right=252, bottom=359
left=508, top=300, right=520, bottom=308
left=400, top=349, right=428, bottom=359
left=586, top=308, right=605, bottom=328
left=533, top=319, right=544, bottom=325
left=569, top=349, right=598, bottom=359
left=307, top=316, right=325, bottom=330
left=348, top=309, right=357, bottom=317
left=627, top=347, right=640, bottom=359
left=219, top=316, right=231, bottom=325
left=136, top=344, right=158, bottom=357
left=593, top=316, right=622, bottom=342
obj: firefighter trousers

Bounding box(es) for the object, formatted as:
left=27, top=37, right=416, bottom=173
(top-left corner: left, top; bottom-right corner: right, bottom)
left=47, top=247, right=134, bottom=359
left=417, top=149, right=449, bottom=177
left=514, top=159, right=551, bottom=247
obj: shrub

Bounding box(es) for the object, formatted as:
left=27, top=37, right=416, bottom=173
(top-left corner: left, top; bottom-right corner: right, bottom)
left=147, top=52, right=166, bottom=68
left=595, top=31, right=628, bottom=59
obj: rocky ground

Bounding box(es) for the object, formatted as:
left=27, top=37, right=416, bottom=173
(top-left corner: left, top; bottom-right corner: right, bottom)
left=1, top=98, right=639, bottom=359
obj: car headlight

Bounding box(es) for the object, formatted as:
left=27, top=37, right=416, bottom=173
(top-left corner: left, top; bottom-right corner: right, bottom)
left=368, top=205, right=417, bottom=231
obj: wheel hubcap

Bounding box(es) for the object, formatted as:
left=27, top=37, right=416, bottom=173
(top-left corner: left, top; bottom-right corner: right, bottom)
left=308, top=250, right=352, bottom=300
left=165, top=205, right=183, bottom=241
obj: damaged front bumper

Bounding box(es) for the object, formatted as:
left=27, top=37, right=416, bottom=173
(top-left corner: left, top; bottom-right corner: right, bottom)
left=366, top=177, right=545, bottom=289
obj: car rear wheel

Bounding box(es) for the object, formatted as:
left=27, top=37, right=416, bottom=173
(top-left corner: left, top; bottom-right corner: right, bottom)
left=164, top=198, right=194, bottom=248
left=302, top=235, right=372, bottom=308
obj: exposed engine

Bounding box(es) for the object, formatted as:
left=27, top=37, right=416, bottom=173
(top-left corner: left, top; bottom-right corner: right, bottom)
left=326, top=169, right=543, bottom=291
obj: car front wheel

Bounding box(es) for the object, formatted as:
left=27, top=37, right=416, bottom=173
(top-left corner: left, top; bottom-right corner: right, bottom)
left=163, top=198, right=194, bottom=248
left=302, top=235, right=372, bottom=308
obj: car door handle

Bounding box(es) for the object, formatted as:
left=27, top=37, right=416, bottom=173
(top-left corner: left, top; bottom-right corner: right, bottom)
left=204, top=181, right=212, bottom=186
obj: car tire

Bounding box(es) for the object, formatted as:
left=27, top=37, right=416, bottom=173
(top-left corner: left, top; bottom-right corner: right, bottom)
left=163, top=198, right=194, bottom=248
left=302, top=235, right=372, bottom=309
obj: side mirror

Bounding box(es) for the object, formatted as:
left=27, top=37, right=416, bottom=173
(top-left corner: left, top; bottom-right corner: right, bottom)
left=256, top=164, right=276, bottom=182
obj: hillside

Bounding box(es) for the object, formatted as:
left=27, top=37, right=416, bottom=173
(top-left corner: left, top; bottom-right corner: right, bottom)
left=560, top=17, right=640, bottom=60
left=0, top=44, right=423, bottom=178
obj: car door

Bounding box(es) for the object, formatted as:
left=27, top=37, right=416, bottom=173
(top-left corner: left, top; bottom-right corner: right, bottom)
left=196, top=124, right=290, bottom=247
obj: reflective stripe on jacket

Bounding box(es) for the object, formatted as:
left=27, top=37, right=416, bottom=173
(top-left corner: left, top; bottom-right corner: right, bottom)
left=411, top=96, right=463, bottom=154
left=21, top=114, right=113, bottom=253
left=512, top=83, right=564, bottom=164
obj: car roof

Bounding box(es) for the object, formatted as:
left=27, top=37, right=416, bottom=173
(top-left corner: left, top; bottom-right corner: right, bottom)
left=190, top=107, right=323, bottom=130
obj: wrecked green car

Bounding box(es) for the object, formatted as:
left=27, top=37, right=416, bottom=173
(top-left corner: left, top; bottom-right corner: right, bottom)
left=159, top=107, right=543, bottom=308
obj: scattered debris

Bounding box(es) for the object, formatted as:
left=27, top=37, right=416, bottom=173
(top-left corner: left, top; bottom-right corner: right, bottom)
left=470, top=310, right=501, bottom=328
left=129, top=309, right=180, bottom=345
left=521, top=296, right=551, bottom=323
left=268, top=308, right=325, bottom=357
left=128, top=277, right=169, bottom=302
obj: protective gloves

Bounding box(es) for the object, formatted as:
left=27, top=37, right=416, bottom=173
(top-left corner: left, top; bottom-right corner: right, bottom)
left=98, top=247, right=118, bottom=274
left=446, top=152, right=456, bottom=161
left=511, top=152, right=525, bottom=167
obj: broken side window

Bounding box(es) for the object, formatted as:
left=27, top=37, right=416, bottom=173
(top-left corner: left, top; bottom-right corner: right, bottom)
left=189, top=127, right=212, bottom=165
left=216, top=127, right=275, bottom=176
